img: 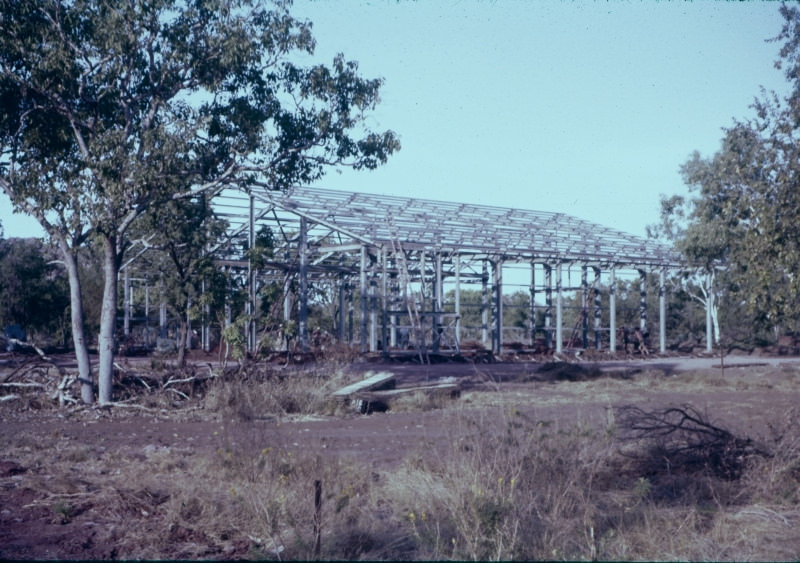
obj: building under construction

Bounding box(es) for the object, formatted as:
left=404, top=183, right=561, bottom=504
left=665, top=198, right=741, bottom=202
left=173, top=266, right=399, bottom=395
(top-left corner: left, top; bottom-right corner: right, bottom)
left=170, top=185, right=682, bottom=359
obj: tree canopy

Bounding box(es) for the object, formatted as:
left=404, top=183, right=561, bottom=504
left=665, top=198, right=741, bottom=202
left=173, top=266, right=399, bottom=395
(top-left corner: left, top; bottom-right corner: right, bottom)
left=654, top=4, right=800, bottom=340
left=0, top=237, right=70, bottom=340
left=0, top=0, right=399, bottom=403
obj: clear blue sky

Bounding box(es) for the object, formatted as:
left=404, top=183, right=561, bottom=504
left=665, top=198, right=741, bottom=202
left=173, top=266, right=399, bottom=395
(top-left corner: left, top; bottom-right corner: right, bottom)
left=0, top=0, right=790, bottom=239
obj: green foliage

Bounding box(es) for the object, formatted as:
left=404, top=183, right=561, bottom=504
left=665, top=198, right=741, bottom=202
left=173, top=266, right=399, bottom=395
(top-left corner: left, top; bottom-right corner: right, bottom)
left=0, top=238, right=70, bottom=340
left=52, top=499, right=74, bottom=524
left=128, top=195, right=232, bottom=362
left=655, top=6, right=800, bottom=338
left=222, top=316, right=249, bottom=362
left=0, top=0, right=398, bottom=401
left=443, top=289, right=531, bottom=335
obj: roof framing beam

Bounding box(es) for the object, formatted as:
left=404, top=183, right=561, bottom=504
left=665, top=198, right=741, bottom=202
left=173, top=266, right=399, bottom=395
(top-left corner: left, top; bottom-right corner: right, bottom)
left=212, top=185, right=681, bottom=275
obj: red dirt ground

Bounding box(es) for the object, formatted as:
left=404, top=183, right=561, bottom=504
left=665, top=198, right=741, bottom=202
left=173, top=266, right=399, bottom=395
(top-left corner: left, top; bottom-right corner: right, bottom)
left=1, top=352, right=799, bottom=559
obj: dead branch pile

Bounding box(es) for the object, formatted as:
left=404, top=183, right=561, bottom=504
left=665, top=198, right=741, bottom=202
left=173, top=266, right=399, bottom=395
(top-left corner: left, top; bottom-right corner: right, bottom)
left=0, top=344, right=78, bottom=406
left=616, top=404, right=771, bottom=480
left=112, top=361, right=225, bottom=403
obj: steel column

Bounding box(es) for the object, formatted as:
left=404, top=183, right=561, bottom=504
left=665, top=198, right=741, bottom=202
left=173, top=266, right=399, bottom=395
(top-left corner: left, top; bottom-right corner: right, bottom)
left=160, top=301, right=167, bottom=339
left=593, top=266, right=602, bottom=350
left=282, top=271, right=292, bottom=351
left=432, top=253, right=442, bottom=353
left=706, top=289, right=713, bottom=352
left=556, top=262, right=563, bottom=354
left=381, top=250, right=388, bottom=356
left=492, top=259, right=503, bottom=354
left=144, top=278, right=151, bottom=348
left=609, top=267, right=617, bottom=352
left=247, top=194, right=256, bottom=353
left=201, top=279, right=208, bottom=352
left=123, top=266, right=131, bottom=337
left=454, top=254, right=461, bottom=347
left=638, top=269, right=648, bottom=331
left=659, top=269, right=666, bottom=353
left=360, top=245, right=368, bottom=353
left=389, top=258, right=398, bottom=348
left=581, top=265, right=589, bottom=348
left=544, top=264, right=553, bottom=349
left=337, top=274, right=346, bottom=342
left=298, top=216, right=308, bottom=353
left=186, top=298, right=192, bottom=351
left=530, top=262, right=536, bottom=347
left=369, top=252, right=378, bottom=353
left=481, top=260, right=489, bottom=346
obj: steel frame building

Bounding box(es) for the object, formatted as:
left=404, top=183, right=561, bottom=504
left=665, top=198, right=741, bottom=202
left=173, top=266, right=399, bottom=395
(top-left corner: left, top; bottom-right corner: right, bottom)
left=202, top=184, right=682, bottom=357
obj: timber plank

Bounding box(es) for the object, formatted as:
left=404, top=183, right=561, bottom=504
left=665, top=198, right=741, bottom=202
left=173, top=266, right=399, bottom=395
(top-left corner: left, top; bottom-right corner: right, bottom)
left=332, top=371, right=396, bottom=399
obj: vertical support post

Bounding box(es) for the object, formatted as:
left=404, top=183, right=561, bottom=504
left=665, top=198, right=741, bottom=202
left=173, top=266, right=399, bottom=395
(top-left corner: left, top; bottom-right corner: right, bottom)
left=201, top=279, right=209, bottom=352
left=419, top=251, right=427, bottom=352
left=298, top=216, right=308, bottom=354
left=381, top=250, right=388, bottom=356
left=389, top=256, right=398, bottom=348
left=433, top=253, right=442, bottom=353
left=337, top=274, right=346, bottom=342
left=593, top=266, right=602, bottom=350
left=530, top=262, right=537, bottom=347
left=581, top=264, right=589, bottom=349
left=556, top=262, right=563, bottom=354
left=144, top=278, right=150, bottom=348
left=481, top=260, right=489, bottom=346
left=186, top=297, right=192, bottom=351
left=282, top=269, right=292, bottom=351
left=247, top=194, right=256, bottom=354
left=493, top=259, right=504, bottom=354
left=609, top=267, right=617, bottom=352
left=123, top=266, right=131, bottom=337
left=360, top=245, right=368, bottom=353
left=159, top=301, right=167, bottom=339
left=454, top=254, right=461, bottom=348
left=659, top=269, right=667, bottom=353
left=368, top=252, right=378, bottom=353
left=706, top=288, right=713, bottom=353
left=223, top=269, right=232, bottom=346
left=544, top=264, right=553, bottom=350
left=638, top=269, right=648, bottom=331
left=347, top=278, right=354, bottom=344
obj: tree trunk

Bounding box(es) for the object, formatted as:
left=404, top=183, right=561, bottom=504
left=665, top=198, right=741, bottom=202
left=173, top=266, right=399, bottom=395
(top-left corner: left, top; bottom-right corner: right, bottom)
left=710, top=300, right=720, bottom=346
left=56, top=237, right=94, bottom=404
left=98, top=235, right=119, bottom=405
left=176, top=315, right=188, bottom=368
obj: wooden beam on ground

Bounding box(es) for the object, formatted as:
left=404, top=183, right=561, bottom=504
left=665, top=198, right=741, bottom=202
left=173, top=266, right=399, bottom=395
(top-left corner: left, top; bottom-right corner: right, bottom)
left=332, top=371, right=396, bottom=400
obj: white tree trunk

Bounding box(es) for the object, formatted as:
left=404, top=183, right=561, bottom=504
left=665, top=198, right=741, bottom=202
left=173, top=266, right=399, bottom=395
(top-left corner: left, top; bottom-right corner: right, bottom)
left=697, top=270, right=719, bottom=352
left=710, top=299, right=720, bottom=346
left=98, top=236, right=118, bottom=405
left=56, top=237, right=94, bottom=404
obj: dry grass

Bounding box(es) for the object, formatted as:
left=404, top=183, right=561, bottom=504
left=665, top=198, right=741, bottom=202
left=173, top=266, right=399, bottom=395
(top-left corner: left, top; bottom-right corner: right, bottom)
left=2, top=363, right=800, bottom=560
left=202, top=372, right=347, bottom=421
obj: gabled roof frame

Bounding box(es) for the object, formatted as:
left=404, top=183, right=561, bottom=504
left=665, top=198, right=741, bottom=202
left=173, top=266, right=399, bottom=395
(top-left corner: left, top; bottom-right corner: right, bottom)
left=214, top=185, right=681, bottom=272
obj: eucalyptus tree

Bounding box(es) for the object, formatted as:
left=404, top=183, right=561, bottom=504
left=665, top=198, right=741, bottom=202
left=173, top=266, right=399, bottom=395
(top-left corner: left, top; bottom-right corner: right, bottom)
left=649, top=187, right=732, bottom=347
left=0, top=0, right=399, bottom=403
left=652, top=5, right=800, bottom=343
